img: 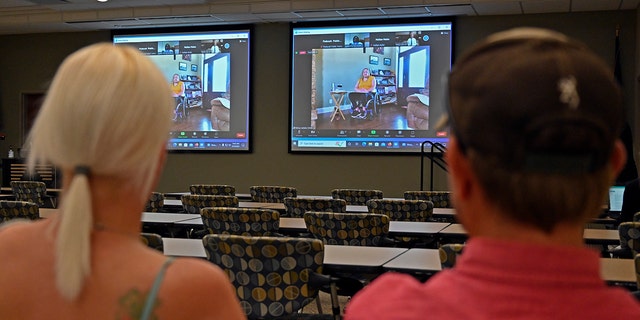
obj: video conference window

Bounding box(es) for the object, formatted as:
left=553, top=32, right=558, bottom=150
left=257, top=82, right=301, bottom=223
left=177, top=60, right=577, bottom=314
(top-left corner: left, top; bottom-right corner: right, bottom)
left=113, top=27, right=251, bottom=152
left=290, top=19, right=453, bottom=153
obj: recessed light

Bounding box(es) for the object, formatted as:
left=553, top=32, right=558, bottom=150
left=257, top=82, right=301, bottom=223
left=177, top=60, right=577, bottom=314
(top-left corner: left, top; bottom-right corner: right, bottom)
left=97, top=0, right=108, bottom=3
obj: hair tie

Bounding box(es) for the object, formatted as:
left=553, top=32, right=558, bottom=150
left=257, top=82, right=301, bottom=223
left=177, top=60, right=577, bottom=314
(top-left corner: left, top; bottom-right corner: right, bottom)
left=74, top=165, right=90, bottom=176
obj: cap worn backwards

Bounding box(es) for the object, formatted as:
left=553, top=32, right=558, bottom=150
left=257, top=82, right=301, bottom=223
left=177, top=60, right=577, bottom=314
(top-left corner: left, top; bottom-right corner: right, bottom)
left=447, top=27, right=622, bottom=174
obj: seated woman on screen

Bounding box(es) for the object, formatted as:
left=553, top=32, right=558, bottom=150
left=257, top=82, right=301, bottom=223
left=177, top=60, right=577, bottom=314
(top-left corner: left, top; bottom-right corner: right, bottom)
left=351, top=67, right=376, bottom=119
left=0, top=43, right=245, bottom=320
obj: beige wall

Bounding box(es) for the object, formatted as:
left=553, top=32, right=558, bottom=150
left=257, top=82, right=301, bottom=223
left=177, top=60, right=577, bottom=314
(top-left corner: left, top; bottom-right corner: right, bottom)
left=0, top=10, right=635, bottom=197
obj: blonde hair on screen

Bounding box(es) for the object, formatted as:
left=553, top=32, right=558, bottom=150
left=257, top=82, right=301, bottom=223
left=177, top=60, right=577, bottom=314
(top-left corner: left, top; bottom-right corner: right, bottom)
left=26, top=43, right=174, bottom=300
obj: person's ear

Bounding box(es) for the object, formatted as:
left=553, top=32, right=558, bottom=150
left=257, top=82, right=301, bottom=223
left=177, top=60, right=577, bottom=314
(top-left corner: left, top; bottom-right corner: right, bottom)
left=445, top=137, right=473, bottom=201
left=610, top=139, right=627, bottom=179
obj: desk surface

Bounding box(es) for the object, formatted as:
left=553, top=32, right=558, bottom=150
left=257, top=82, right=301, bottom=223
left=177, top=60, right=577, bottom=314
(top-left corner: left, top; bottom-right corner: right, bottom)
left=599, top=258, right=636, bottom=283
left=382, top=248, right=442, bottom=273
left=141, top=212, right=199, bottom=223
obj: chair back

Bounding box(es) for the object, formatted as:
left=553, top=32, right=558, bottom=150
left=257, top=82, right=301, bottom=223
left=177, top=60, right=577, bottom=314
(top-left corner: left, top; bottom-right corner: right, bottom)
left=366, top=199, right=433, bottom=222
left=0, top=200, right=39, bottom=222
left=140, top=233, right=164, bottom=252
left=249, top=185, right=297, bottom=203
left=10, top=181, right=49, bottom=207
left=439, top=243, right=465, bottom=269
left=304, top=211, right=390, bottom=246
left=180, top=194, right=239, bottom=214
left=330, top=188, right=383, bottom=205
left=144, top=192, right=165, bottom=212
left=203, top=234, right=325, bottom=319
left=200, top=207, right=280, bottom=236
left=635, top=254, right=640, bottom=290
left=189, top=184, right=236, bottom=196
left=283, top=197, right=346, bottom=218
left=619, top=222, right=640, bottom=256
left=403, top=191, right=453, bottom=208
left=634, top=211, right=640, bottom=222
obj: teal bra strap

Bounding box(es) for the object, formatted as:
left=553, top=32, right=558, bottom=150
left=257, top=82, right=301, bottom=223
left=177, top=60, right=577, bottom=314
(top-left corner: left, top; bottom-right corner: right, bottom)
left=140, top=257, right=175, bottom=320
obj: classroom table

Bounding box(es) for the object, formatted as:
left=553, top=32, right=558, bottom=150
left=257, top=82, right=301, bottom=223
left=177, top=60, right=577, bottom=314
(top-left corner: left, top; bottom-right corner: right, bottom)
left=163, top=192, right=252, bottom=200
left=381, top=248, right=442, bottom=274
left=162, top=237, right=407, bottom=274
left=599, top=258, right=636, bottom=285
left=438, top=224, right=622, bottom=246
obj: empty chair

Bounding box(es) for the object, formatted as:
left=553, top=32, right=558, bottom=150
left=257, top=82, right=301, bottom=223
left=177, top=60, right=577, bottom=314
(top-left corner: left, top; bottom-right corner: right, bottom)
left=180, top=194, right=239, bottom=214
left=189, top=184, right=236, bottom=196
left=249, top=185, right=297, bottom=203
left=304, top=211, right=391, bottom=246
left=618, top=222, right=640, bottom=258
left=403, top=191, right=453, bottom=208
left=200, top=207, right=281, bottom=236
left=144, top=192, right=165, bottom=212
left=283, top=197, right=347, bottom=218
left=140, top=232, right=164, bottom=252
left=330, top=188, right=383, bottom=205
left=203, top=234, right=337, bottom=319
left=366, top=199, right=433, bottom=222
left=439, top=243, right=465, bottom=269
left=10, top=180, right=56, bottom=208
left=0, top=200, right=39, bottom=223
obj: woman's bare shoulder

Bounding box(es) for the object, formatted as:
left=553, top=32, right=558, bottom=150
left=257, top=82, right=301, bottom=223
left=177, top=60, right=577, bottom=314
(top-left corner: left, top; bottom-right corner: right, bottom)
left=159, top=257, right=246, bottom=319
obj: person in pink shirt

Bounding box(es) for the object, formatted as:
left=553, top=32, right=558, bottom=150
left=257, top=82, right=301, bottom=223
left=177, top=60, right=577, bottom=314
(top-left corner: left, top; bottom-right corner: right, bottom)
left=345, top=27, right=640, bottom=319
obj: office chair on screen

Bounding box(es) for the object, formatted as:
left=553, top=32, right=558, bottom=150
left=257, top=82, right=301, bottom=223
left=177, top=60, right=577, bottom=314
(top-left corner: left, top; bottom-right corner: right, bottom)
left=203, top=234, right=339, bottom=319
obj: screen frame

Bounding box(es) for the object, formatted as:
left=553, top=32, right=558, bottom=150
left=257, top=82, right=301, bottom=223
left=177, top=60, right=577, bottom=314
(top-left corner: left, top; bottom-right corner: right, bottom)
left=111, top=24, right=254, bottom=153
left=288, top=17, right=456, bottom=155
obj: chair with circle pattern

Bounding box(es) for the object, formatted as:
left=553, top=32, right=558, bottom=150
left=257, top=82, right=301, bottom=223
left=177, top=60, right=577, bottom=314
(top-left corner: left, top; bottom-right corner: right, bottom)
left=200, top=207, right=281, bottom=236
left=634, top=211, right=640, bottom=222
left=249, top=185, right=297, bottom=203
left=0, top=200, right=39, bottom=223
left=303, top=211, right=391, bottom=246
left=202, top=234, right=337, bottom=319
left=439, top=243, right=465, bottom=269
left=189, top=184, right=236, bottom=196
left=144, top=192, right=165, bottom=212
left=283, top=197, right=347, bottom=218
left=366, top=199, right=435, bottom=247
left=330, top=188, right=383, bottom=206
left=365, top=199, right=433, bottom=222
left=140, top=232, right=164, bottom=252
left=619, top=222, right=640, bottom=257
left=403, top=191, right=453, bottom=208
left=10, top=180, right=56, bottom=208
left=180, top=194, right=239, bottom=214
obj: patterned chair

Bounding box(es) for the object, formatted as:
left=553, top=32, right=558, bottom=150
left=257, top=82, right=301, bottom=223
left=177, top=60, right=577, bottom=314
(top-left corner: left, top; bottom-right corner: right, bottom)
left=303, top=211, right=391, bottom=246
left=366, top=199, right=434, bottom=247
left=249, top=185, right=297, bottom=203
left=189, top=184, right=236, bottom=196
left=200, top=207, right=281, bottom=236
left=144, top=192, right=165, bottom=212
left=330, top=188, right=383, bottom=205
left=0, top=200, right=39, bottom=223
left=283, top=197, right=347, bottom=218
left=140, top=232, right=164, bottom=252
left=366, top=199, right=433, bottom=222
left=634, top=212, right=640, bottom=222
left=203, top=234, right=337, bottom=319
left=10, top=180, right=56, bottom=208
left=439, top=243, right=465, bottom=269
left=403, top=191, right=453, bottom=208
left=180, top=194, right=239, bottom=214
left=618, top=222, right=640, bottom=257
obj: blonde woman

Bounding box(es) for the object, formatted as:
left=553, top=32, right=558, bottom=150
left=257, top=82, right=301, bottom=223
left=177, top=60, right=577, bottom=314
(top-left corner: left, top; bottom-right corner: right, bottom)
left=0, top=43, right=245, bottom=320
